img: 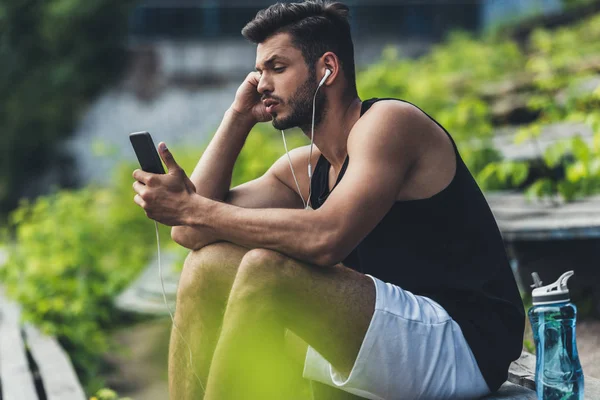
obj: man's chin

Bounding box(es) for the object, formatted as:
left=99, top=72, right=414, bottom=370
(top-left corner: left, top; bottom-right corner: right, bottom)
left=272, top=116, right=297, bottom=131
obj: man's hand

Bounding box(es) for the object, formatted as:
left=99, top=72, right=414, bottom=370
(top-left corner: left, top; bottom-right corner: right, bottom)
left=133, top=142, right=199, bottom=226
left=230, top=71, right=272, bottom=125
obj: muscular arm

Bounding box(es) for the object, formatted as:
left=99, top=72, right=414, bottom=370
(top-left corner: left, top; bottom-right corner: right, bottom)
left=184, top=101, right=421, bottom=266
left=171, top=108, right=311, bottom=250
left=170, top=108, right=248, bottom=250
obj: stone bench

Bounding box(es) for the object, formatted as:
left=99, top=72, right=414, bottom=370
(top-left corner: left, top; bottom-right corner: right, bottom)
left=485, top=350, right=600, bottom=399
left=0, top=288, right=86, bottom=400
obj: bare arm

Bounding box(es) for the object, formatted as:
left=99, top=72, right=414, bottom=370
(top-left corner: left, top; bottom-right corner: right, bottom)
left=171, top=71, right=303, bottom=250
left=183, top=101, right=421, bottom=266
left=171, top=142, right=308, bottom=250
left=170, top=108, right=254, bottom=250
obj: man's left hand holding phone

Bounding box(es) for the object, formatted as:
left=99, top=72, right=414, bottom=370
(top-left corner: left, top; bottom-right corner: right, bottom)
left=130, top=131, right=199, bottom=227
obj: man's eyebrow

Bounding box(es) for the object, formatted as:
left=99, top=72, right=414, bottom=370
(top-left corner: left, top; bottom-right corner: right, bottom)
left=255, top=55, right=290, bottom=70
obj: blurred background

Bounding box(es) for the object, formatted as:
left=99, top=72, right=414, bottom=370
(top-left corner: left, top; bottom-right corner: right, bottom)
left=1, top=0, right=600, bottom=399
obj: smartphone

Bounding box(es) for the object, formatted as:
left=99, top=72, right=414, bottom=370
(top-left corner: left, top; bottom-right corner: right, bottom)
left=129, top=131, right=165, bottom=174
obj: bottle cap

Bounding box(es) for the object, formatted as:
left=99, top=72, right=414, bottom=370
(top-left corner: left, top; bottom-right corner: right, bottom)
left=530, top=270, right=574, bottom=305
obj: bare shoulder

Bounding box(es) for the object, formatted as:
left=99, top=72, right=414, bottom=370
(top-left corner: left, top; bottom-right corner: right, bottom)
left=351, top=99, right=434, bottom=138
left=348, top=100, right=425, bottom=159
left=350, top=99, right=452, bottom=154
left=348, top=99, right=456, bottom=201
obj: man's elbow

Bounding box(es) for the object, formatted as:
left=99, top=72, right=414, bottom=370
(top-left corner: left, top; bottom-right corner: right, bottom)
left=312, top=236, right=346, bottom=267
left=171, top=226, right=186, bottom=245
left=171, top=227, right=202, bottom=251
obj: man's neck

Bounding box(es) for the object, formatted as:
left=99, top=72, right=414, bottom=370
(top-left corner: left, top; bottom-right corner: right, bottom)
left=305, top=96, right=362, bottom=171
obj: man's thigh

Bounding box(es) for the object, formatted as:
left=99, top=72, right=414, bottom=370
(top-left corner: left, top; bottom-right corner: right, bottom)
left=237, top=249, right=376, bottom=379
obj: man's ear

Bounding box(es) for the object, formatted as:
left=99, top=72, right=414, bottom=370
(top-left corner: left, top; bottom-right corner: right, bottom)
left=319, top=51, right=341, bottom=86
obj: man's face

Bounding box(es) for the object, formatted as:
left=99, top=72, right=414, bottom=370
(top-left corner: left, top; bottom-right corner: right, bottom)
left=255, top=33, right=327, bottom=131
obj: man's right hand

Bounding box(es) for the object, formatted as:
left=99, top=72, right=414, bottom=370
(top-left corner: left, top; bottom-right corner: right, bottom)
left=230, top=72, right=272, bottom=125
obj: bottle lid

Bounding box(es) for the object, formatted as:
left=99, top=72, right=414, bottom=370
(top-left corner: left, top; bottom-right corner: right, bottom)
left=530, top=270, right=574, bottom=305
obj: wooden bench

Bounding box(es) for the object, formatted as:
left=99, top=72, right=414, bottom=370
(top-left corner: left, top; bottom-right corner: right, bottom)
left=0, top=288, right=86, bottom=400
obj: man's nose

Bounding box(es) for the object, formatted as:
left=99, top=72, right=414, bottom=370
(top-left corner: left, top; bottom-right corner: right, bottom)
left=257, top=73, right=273, bottom=95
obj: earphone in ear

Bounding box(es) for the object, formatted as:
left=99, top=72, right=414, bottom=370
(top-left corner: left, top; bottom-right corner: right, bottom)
left=318, top=69, right=332, bottom=88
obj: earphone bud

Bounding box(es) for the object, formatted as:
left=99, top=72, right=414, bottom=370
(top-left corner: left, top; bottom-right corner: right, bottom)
left=318, top=69, right=332, bottom=88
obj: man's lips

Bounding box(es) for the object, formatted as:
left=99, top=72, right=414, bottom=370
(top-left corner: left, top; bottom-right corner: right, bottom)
left=266, top=103, right=278, bottom=113
left=263, top=99, right=280, bottom=113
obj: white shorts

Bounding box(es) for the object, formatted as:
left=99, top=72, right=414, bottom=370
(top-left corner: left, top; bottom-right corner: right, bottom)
left=303, top=274, right=491, bottom=400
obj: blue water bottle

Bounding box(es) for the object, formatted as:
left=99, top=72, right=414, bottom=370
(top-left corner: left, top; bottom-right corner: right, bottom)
left=528, top=270, right=584, bottom=399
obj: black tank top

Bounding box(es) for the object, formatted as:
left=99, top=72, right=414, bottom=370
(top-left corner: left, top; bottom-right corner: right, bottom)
left=310, top=98, right=525, bottom=392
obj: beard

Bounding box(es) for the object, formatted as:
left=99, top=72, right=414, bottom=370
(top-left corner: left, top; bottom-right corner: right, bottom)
left=271, top=72, right=328, bottom=131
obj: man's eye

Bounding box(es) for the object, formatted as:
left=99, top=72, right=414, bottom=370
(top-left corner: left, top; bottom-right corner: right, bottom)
left=274, top=67, right=285, bottom=72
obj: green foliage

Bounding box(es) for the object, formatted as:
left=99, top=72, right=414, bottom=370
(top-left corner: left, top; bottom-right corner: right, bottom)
left=482, top=89, right=600, bottom=201
left=0, top=187, right=153, bottom=392
left=477, top=160, right=530, bottom=192
left=523, top=338, right=535, bottom=354
left=476, top=111, right=600, bottom=201
left=231, top=125, right=307, bottom=186
left=505, top=15, right=600, bottom=200
left=0, top=0, right=136, bottom=214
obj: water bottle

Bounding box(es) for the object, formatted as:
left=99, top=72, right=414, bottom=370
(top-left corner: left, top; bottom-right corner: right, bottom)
left=528, top=270, right=584, bottom=399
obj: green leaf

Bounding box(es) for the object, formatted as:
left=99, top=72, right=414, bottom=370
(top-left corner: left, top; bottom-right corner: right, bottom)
left=476, top=163, right=499, bottom=188
left=558, top=181, right=577, bottom=202
left=593, top=132, right=600, bottom=153
left=543, top=141, right=569, bottom=168
left=571, top=136, right=591, bottom=164
left=566, top=161, right=588, bottom=182
left=514, top=127, right=532, bottom=145
left=510, top=162, right=529, bottom=186
left=525, top=178, right=555, bottom=200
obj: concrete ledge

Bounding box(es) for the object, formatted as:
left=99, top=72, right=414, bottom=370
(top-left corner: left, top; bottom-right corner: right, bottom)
left=482, top=381, right=536, bottom=399
left=502, top=351, right=600, bottom=399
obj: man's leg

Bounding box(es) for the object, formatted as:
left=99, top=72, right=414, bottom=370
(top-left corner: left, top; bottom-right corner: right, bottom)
left=168, top=242, right=311, bottom=400
left=168, top=242, right=249, bottom=399
left=204, top=248, right=376, bottom=400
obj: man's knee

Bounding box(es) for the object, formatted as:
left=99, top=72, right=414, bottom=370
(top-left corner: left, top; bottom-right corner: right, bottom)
left=178, top=241, right=248, bottom=300
left=228, top=248, right=296, bottom=305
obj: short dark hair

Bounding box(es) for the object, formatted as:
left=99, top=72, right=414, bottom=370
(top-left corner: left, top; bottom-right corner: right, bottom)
left=242, top=1, right=357, bottom=96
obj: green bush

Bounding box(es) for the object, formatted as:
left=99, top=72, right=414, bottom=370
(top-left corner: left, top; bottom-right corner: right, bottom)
left=231, top=126, right=307, bottom=186
left=479, top=111, right=600, bottom=200
left=0, top=188, right=152, bottom=392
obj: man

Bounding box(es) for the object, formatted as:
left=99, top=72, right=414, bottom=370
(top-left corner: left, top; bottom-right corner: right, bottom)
left=132, top=1, right=525, bottom=399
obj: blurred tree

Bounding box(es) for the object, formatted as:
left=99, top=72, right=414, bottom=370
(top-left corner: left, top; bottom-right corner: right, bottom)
left=0, top=0, right=136, bottom=216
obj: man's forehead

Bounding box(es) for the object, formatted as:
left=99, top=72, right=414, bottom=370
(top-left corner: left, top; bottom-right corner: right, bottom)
left=255, top=33, right=302, bottom=66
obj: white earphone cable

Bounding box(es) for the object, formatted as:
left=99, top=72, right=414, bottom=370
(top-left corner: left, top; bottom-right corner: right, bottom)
left=155, top=221, right=205, bottom=394
left=280, top=75, right=325, bottom=210
left=280, top=130, right=307, bottom=209
left=307, top=83, right=321, bottom=208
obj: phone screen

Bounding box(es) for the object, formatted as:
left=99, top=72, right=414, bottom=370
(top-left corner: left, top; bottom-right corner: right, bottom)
left=129, top=131, right=165, bottom=174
